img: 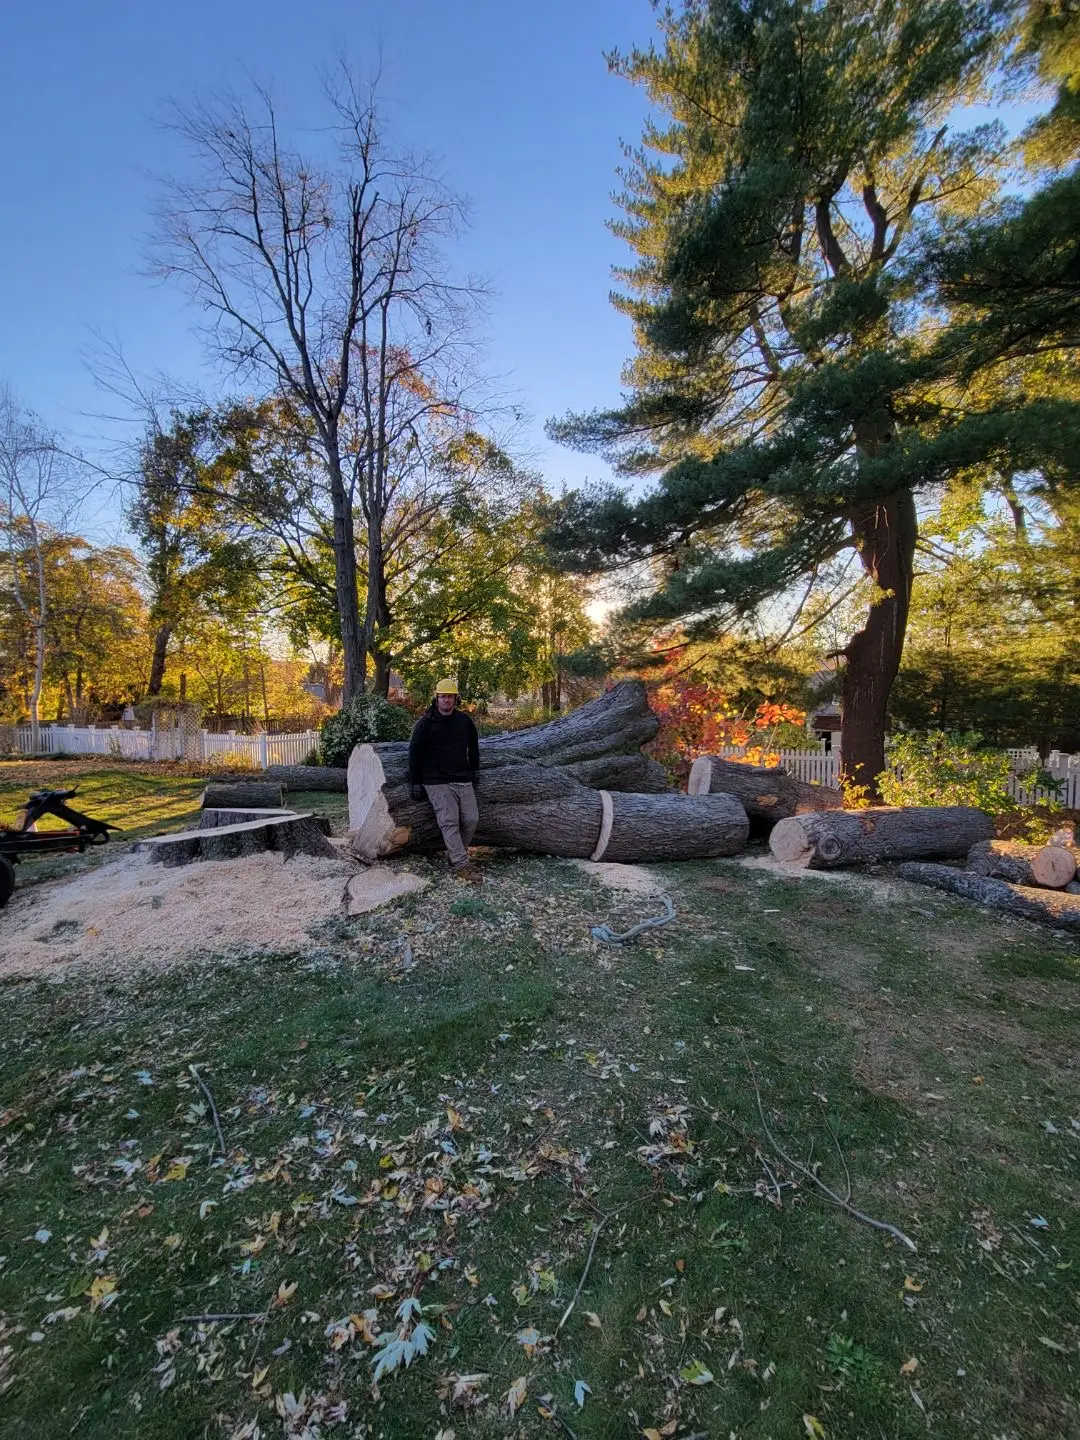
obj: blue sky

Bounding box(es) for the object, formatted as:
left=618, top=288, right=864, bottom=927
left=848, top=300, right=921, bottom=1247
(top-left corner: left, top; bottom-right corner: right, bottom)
left=0, top=0, right=660, bottom=528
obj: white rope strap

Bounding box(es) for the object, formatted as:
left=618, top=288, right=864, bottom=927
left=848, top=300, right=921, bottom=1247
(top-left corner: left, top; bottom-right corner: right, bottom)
left=589, top=790, right=614, bottom=862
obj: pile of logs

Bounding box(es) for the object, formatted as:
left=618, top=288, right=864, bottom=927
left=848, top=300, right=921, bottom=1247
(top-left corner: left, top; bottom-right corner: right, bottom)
left=347, top=681, right=749, bottom=863
left=897, top=829, right=1080, bottom=932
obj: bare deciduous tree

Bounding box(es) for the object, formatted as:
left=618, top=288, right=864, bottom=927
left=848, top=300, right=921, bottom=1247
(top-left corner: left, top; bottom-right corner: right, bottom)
left=154, top=65, right=480, bottom=701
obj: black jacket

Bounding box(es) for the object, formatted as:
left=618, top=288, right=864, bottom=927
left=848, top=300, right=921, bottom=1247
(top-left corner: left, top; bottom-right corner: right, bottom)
left=408, top=702, right=480, bottom=786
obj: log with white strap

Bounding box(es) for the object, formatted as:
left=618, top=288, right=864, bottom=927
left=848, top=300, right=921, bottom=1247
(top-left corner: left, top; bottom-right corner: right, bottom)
left=348, top=749, right=748, bottom=862
left=687, top=755, right=843, bottom=822
left=769, top=805, right=994, bottom=869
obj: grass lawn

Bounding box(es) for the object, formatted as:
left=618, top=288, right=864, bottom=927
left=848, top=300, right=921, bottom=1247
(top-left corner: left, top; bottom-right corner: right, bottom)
left=0, top=763, right=1078, bottom=1439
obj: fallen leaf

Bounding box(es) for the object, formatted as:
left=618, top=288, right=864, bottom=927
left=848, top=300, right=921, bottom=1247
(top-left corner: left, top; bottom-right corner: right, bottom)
left=272, top=1280, right=298, bottom=1309
left=574, top=1379, right=591, bottom=1408
left=87, top=1275, right=118, bottom=1311
left=803, top=1417, right=827, bottom=1440
left=901, top=1356, right=919, bottom=1375
left=1038, top=1336, right=1068, bottom=1353
left=504, top=1376, right=527, bottom=1416
left=903, top=1276, right=923, bottom=1292
left=585, top=1310, right=602, bottom=1329
left=659, top=1298, right=673, bottom=1317
left=679, top=1358, right=714, bottom=1386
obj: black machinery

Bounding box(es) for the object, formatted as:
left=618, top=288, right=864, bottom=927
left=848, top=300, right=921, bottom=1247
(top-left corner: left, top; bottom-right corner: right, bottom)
left=0, top=788, right=121, bottom=906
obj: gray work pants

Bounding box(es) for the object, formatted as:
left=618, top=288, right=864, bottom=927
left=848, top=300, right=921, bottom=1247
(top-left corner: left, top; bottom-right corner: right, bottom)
left=424, top=783, right=479, bottom=868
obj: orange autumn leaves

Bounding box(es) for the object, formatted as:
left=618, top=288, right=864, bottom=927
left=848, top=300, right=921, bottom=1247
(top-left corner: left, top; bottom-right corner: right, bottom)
left=649, top=676, right=806, bottom=784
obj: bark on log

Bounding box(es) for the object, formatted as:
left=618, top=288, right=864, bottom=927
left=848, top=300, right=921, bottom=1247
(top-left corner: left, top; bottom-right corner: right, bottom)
left=140, top=813, right=338, bottom=867
left=199, top=808, right=332, bottom=837
left=897, top=862, right=1080, bottom=932
left=200, top=782, right=286, bottom=811
left=769, top=806, right=993, bottom=869
left=968, top=839, right=1078, bottom=889
left=688, top=755, right=842, bottom=822
left=264, top=764, right=348, bottom=792
left=348, top=748, right=746, bottom=862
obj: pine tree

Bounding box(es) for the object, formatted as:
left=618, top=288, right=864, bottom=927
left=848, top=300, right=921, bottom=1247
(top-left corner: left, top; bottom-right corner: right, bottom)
left=547, top=0, right=1079, bottom=792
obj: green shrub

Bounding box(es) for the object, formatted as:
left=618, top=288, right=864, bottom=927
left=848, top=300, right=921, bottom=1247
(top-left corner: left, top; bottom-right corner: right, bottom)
left=318, top=694, right=414, bottom=767
left=877, top=731, right=1014, bottom=812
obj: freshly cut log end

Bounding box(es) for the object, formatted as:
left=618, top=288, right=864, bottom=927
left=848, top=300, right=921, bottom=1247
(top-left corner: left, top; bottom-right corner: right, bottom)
left=968, top=838, right=1079, bottom=889
left=898, top=862, right=1080, bottom=932
left=140, top=812, right=337, bottom=867
left=1031, top=844, right=1078, bottom=889
left=688, top=755, right=842, bottom=823
left=201, top=781, right=285, bottom=811
left=769, top=806, right=994, bottom=869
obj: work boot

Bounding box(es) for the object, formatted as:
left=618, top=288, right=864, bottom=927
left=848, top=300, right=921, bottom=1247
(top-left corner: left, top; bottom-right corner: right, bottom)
left=454, top=862, right=483, bottom=885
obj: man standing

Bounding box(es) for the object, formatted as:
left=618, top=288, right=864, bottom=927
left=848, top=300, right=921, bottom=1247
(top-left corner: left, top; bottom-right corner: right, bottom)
left=408, top=678, right=482, bottom=883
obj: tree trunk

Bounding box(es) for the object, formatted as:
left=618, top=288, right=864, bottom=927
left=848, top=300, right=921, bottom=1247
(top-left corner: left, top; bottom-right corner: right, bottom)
left=373, top=649, right=392, bottom=698
left=348, top=749, right=747, bottom=861
left=688, top=755, right=843, bottom=824
left=898, top=863, right=1080, bottom=932
left=140, top=812, right=338, bottom=867
left=148, top=621, right=172, bottom=697
left=327, top=448, right=366, bottom=703
left=841, top=488, right=917, bottom=798
left=200, top=781, right=286, bottom=810
left=769, top=805, right=993, bottom=868
left=968, top=839, right=1079, bottom=890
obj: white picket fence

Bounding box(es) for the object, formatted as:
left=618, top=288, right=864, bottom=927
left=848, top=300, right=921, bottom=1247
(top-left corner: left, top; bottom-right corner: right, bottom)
left=10, top=725, right=318, bottom=768
left=713, top=746, right=1080, bottom=809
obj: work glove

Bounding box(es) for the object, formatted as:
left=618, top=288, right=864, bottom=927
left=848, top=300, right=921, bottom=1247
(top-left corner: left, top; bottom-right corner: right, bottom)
left=409, top=784, right=426, bottom=802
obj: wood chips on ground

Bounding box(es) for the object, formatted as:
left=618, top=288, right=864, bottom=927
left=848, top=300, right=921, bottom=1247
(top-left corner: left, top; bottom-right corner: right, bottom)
left=0, top=850, right=358, bottom=981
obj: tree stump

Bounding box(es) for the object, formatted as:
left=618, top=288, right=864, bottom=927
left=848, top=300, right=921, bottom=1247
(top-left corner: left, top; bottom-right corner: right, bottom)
left=769, top=806, right=994, bottom=868
left=140, top=813, right=338, bottom=867
left=200, top=781, right=286, bottom=811
left=688, top=755, right=842, bottom=823
left=199, top=808, right=332, bottom=836
left=898, top=862, right=1080, bottom=932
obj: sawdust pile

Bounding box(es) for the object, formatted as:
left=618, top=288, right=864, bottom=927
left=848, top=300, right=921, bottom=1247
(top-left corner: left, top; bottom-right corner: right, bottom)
left=0, top=850, right=359, bottom=982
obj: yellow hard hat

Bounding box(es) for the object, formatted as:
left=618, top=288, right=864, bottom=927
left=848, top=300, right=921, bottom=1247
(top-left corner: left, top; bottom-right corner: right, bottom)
left=434, top=678, right=459, bottom=695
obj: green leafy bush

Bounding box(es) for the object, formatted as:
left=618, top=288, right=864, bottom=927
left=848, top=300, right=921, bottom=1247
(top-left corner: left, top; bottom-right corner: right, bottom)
left=318, top=694, right=413, bottom=767
left=876, top=731, right=1014, bottom=812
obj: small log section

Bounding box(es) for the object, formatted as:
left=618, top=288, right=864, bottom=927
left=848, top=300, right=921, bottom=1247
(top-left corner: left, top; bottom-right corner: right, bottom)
left=349, top=752, right=747, bottom=862
left=264, top=764, right=348, bottom=793
left=199, top=808, right=333, bottom=837
left=140, top=813, right=337, bottom=868
left=898, top=862, right=1080, bottom=932
left=769, top=806, right=994, bottom=869
left=968, top=839, right=1078, bottom=890
left=201, top=781, right=286, bottom=811
left=688, top=755, right=843, bottom=822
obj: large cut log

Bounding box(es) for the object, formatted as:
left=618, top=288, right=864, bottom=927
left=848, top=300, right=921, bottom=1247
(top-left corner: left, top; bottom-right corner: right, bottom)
left=348, top=750, right=747, bottom=861
left=769, top=806, right=993, bottom=868
left=688, top=755, right=842, bottom=822
left=968, top=839, right=1078, bottom=889
left=898, top=862, right=1080, bottom=932
left=199, top=808, right=333, bottom=836
left=140, top=812, right=338, bottom=867
left=201, top=781, right=286, bottom=811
